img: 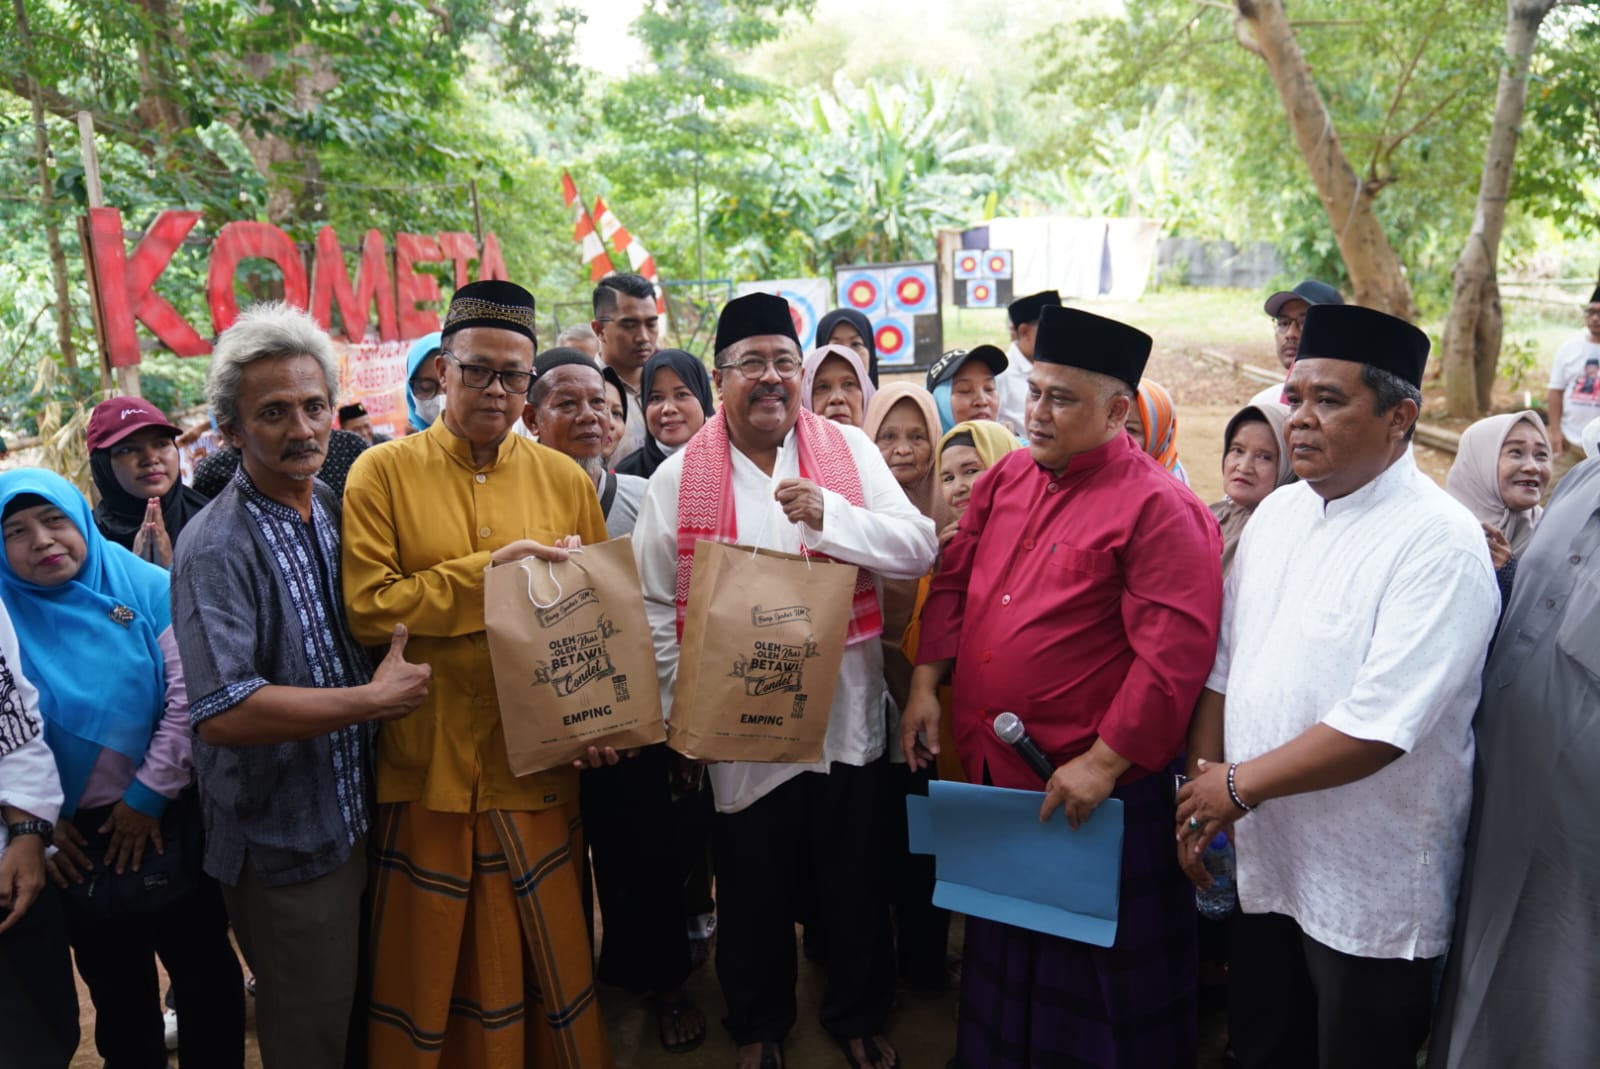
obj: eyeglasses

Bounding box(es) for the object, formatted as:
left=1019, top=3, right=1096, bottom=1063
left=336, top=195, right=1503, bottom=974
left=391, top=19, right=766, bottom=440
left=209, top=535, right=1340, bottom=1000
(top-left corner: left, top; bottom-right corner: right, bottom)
left=719, top=356, right=802, bottom=381
left=409, top=376, right=441, bottom=400
left=443, top=353, right=532, bottom=395
left=1273, top=315, right=1307, bottom=333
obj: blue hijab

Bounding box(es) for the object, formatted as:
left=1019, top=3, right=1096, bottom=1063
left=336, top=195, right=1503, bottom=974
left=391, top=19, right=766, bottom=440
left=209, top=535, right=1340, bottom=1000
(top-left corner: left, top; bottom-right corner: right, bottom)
left=0, top=469, right=172, bottom=815
left=932, top=380, right=957, bottom=434
left=405, top=331, right=444, bottom=432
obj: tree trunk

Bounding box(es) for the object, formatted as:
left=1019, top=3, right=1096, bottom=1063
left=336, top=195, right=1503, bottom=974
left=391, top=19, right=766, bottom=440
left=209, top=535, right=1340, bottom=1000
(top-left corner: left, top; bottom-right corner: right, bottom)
left=1235, top=0, right=1419, bottom=320
left=13, top=0, right=77, bottom=368
left=1439, top=0, right=1556, bottom=417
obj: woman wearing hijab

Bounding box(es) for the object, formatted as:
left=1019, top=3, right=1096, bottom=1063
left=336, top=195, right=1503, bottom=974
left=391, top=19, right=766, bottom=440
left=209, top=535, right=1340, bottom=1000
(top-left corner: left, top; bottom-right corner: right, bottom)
left=900, top=420, right=1027, bottom=778
left=1209, top=402, right=1294, bottom=577
left=86, top=397, right=211, bottom=569
left=923, top=346, right=1010, bottom=436
left=816, top=308, right=879, bottom=387
left=1127, top=379, right=1190, bottom=485
left=802, top=343, right=876, bottom=429
left=0, top=469, right=243, bottom=1068
left=863, top=382, right=949, bottom=993
left=405, top=331, right=445, bottom=432
left=616, top=350, right=715, bottom=479
left=601, top=366, right=630, bottom=466
left=1446, top=410, right=1553, bottom=601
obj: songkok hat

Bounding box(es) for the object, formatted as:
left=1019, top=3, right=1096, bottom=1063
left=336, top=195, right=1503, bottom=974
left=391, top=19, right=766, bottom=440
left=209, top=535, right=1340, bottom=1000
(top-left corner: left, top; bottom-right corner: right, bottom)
left=338, top=402, right=368, bottom=423
left=925, top=344, right=1009, bottom=391
left=1007, top=290, right=1061, bottom=327
left=442, top=280, right=537, bottom=344
left=1264, top=279, right=1343, bottom=317
left=1589, top=282, right=1600, bottom=305
left=1296, top=304, right=1429, bottom=389
left=534, top=347, right=602, bottom=379
left=1032, top=306, right=1151, bottom=391
left=715, top=292, right=799, bottom=354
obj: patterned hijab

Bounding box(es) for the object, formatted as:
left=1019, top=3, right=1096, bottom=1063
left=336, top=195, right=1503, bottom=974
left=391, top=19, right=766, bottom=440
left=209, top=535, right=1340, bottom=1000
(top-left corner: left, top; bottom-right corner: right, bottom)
left=1132, top=379, right=1183, bottom=476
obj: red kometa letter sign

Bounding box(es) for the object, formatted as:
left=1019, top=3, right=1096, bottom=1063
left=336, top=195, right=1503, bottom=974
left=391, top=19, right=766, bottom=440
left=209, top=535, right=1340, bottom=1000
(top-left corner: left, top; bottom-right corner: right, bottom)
left=82, top=206, right=510, bottom=361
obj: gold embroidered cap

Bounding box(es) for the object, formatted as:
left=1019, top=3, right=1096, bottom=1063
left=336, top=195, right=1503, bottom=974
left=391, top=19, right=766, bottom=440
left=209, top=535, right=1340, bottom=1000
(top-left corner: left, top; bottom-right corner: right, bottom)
left=442, top=280, right=537, bottom=344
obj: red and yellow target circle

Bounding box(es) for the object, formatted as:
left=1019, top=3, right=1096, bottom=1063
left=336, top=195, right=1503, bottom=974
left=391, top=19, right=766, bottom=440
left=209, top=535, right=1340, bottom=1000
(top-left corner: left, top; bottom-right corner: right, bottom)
left=876, top=323, right=906, bottom=355
left=847, top=280, right=878, bottom=309
left=895, top=276, right=927, bottom=307
left=972, top=283, right=992, bottom=302
left=959, top=254, right=979, bottom=273
left=988, top=254, right=1008, bottom=274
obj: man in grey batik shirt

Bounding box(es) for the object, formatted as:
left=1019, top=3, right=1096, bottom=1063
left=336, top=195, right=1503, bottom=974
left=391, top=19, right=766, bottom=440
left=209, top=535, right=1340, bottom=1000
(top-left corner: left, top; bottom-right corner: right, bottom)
left=171, top=302, right=429, bottom=1069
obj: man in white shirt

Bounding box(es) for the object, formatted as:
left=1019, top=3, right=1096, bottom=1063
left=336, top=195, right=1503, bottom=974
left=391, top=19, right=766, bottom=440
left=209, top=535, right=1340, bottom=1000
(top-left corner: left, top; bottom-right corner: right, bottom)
left=994, top=289, right=1060, bottom=432
left=633, top=292, right=937, bottom=1069
left=1544, top=284, right=1600, bottom=454
left=0, top=602, right=78, bottom=1066
left=1248, top=279, right=1343, bottom=409
left=1176, top=304, right=1499, bottom=1069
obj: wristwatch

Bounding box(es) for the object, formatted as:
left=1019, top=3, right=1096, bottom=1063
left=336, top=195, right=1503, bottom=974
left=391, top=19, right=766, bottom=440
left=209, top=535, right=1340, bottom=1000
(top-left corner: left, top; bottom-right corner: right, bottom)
left=6, top=819, right=53, bottom=842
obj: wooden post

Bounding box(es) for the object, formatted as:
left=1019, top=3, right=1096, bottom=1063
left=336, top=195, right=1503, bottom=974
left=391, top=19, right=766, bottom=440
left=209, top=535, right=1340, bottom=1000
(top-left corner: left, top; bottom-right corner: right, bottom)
left=469, top=179, right=484, bottom=245
left=77, top=111, right=140, bottom=397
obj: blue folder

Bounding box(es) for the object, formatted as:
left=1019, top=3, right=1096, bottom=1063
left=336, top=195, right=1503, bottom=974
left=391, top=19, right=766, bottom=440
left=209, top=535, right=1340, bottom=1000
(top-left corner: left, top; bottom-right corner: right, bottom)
left=907, top=780, right=1124, bottom=947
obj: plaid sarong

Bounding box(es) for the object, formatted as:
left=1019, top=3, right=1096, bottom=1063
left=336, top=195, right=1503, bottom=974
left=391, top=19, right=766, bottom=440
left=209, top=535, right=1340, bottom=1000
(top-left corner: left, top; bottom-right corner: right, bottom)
left=367, top=802, right=613, bottom=1069
left=953, top=773, right=1198, bottom=1068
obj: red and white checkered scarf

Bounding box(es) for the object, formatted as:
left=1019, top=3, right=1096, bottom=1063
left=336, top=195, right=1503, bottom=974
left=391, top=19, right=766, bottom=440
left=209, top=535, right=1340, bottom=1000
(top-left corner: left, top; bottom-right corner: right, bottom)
left=675, top=407, right=883, bottom=645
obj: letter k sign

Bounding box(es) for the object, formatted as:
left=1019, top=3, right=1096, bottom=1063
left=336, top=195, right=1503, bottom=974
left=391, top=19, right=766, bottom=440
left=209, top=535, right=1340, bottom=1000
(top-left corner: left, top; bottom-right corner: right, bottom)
left=84, top=206, right=210, bottom=366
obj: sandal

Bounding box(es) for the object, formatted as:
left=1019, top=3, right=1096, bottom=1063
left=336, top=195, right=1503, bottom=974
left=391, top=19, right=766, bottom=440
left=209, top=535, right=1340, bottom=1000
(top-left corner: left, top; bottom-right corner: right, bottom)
left=837, top=1035, right=898, bottom=1069
left=655, top=992, right=706, bottom=1055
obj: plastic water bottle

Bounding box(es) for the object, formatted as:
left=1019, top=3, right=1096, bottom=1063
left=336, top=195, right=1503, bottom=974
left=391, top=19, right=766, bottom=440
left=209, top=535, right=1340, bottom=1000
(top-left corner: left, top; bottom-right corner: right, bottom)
left=1195, top=832, right=1237, bottom=919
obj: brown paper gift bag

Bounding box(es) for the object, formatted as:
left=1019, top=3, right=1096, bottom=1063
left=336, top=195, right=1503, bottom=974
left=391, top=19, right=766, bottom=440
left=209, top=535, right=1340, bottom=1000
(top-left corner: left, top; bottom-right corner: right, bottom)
left=484, top=536, right=666, bottom=775
left=668, top=539, right=858, bottom=763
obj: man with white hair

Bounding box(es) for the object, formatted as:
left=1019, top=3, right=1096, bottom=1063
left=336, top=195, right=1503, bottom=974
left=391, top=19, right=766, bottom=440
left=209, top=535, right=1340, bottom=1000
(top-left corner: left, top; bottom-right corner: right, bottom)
left=170, top=302, right=432, bottom=1069
left=555, top=322, right=601, bottom=359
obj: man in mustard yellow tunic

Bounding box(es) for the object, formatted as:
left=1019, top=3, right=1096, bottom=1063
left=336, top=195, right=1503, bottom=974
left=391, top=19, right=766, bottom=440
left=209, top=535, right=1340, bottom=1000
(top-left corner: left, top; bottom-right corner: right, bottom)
left=341, top=280, right=612, bottom=1069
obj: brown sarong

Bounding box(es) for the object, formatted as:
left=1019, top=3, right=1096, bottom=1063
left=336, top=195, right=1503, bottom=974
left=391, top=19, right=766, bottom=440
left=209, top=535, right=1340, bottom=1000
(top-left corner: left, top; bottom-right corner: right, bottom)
left=367, top=801, right=613, bottom=1069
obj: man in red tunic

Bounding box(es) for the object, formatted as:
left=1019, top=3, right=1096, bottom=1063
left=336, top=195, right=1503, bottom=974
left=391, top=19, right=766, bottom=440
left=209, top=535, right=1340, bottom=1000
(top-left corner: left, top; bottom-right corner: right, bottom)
left=902, top=304, right=1223, bottom=1068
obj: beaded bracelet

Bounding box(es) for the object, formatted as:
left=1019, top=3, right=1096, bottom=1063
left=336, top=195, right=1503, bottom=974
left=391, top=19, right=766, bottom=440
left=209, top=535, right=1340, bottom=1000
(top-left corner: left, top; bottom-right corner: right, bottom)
left=1227, top=762, right=1256, bottom=814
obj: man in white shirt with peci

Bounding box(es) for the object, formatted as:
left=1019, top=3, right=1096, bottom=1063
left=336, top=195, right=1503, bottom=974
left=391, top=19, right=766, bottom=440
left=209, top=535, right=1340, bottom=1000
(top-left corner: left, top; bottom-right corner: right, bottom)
left=1176, top=304, right=1500, bottom=1069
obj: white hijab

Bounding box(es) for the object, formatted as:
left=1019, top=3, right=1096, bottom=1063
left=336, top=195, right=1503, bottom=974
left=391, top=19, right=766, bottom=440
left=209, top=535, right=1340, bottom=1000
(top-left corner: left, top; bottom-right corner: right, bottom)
left=1445, top=410, right=1549, bottom=554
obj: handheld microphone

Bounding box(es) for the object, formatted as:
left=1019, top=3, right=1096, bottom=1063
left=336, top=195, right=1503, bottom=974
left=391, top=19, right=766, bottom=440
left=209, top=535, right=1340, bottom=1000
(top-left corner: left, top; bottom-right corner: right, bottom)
left=992, top=712, right=1056, bottom=785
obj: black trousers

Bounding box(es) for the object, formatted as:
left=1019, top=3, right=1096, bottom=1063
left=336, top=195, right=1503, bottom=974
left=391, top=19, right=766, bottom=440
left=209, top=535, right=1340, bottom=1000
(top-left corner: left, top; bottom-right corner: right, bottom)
left=1229, top=911, right=1434, bottom=1069
left=0, top=886, right=79, bottom=1068
left=885, top=759, right=949, bottom=991
left=66, top=866, right=244, bottom=1069
left=580, top=742, right=693, bottom=992
left=713, top=762, right=894, bottom=1046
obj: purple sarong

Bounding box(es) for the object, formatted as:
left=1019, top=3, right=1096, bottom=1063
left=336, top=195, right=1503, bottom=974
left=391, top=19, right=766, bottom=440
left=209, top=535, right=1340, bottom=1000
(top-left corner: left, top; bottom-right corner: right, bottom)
left=953, top=774, right=1198, bottom=1068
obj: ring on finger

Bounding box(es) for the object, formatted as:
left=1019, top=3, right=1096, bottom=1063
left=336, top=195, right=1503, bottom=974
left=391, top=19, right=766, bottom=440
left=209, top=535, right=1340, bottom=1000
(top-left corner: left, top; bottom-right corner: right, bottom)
left=1187, top=817, right=1202, bottom=831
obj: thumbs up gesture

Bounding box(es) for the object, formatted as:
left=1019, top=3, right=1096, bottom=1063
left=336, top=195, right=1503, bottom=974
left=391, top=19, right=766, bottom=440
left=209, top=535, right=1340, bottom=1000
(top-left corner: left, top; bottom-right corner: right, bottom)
left=366, top=624, right=432, bottom=721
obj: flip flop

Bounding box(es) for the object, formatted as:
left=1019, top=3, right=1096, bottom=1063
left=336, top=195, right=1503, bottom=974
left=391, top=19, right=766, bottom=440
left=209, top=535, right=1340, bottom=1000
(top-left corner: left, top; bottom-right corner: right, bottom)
left=654, top=992, right=706, bottom=1055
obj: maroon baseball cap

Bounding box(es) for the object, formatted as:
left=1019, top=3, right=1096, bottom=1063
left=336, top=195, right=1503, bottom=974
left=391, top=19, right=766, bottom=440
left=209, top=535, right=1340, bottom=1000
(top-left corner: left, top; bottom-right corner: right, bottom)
left=86, top=397, right=182, bottom=452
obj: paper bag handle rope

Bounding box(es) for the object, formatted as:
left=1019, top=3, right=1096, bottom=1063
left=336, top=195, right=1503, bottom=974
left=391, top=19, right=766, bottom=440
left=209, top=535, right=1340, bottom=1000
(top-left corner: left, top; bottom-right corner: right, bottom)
left=518, top=547, right=585, bottom=610
left=748, top=452, right=812, bottom=568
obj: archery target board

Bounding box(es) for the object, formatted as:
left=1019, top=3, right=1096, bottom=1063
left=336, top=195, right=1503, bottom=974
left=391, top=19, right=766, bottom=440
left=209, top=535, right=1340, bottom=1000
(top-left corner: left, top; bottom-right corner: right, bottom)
left=734, top=278, right=831, bottom=348
left=832, top=261, right=943, bottom=369
left=952, top=248, right=1014, bottom=309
